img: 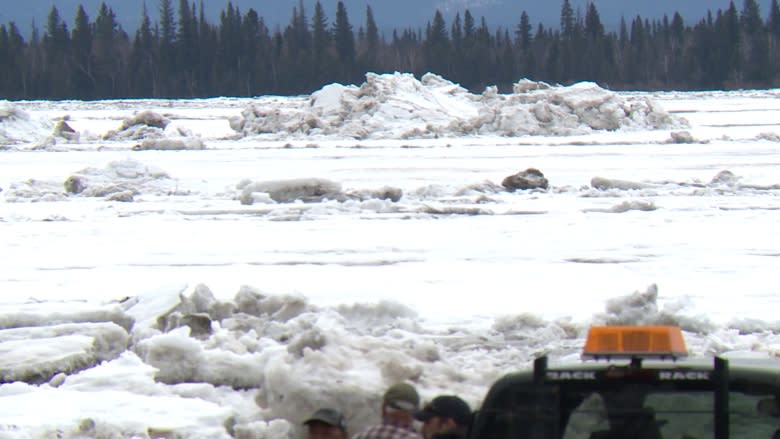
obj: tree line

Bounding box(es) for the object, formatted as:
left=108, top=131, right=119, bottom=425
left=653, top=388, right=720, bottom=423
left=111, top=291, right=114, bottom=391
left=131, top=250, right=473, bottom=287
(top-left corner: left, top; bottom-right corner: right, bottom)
left=1, top=0, right=780, bottom=100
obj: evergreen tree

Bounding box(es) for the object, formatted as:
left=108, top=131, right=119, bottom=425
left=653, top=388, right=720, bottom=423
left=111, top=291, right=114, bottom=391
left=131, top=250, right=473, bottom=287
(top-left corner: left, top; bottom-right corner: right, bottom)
left=770, top=0, right=780, bottom=37
left=464, top=10, right=475, bottom=41
left=768, top=0, right=780, bottom=80
left=333, top=2, right=355, bottom=81
left=425, top=10, right=450, bottom=76
left=561, top=0, right=575, bottom=39
left=130, top=2, right=156, bottom=96
left=334, top=2, right=355, bottom=62
left=517, top=11, right=532, bottom=50
left=1, top=22, right=27, bottom=98
left=240, top=8, right=262, bottom=95
left=361, top=5, right=379, bottom=69
left=71, top=5, right=94, bottom=98
left=94, top=3, right=126, bottom=97
left=722, top=2, right=742, bottom=83
left=0, top=25, right=10, bottom=96
left=451, top=13, right=463, bottom=51
left=177, top=0, right=198, bottom=94
left=585, top=3, right=604, bottom=39
left=460, top=10, right=478, bottom=86
left=158, top=0, right=176, bottom=94
left=583, top=2, right=609, bottom=80
left=43, top=6, right=69, bottom=97
left=741, top=0, right=769, bottom=82
left=310, top=1, right=331, bottom=84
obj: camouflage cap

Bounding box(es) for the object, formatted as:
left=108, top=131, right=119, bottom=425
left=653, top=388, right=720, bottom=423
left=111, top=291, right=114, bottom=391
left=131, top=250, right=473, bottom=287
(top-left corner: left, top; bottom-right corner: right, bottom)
left=303, top=408, right=347, bottom=431
left=383, top=382, right=420, bottom=412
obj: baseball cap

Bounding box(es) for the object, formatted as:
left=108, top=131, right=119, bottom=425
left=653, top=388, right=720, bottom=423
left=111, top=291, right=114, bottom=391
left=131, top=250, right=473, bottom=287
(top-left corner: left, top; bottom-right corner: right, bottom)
left=303, top=408, right=347, bottom=431
left=383, top=382, right=420, bottom=412
left=414, top=395, right=472, bottom=426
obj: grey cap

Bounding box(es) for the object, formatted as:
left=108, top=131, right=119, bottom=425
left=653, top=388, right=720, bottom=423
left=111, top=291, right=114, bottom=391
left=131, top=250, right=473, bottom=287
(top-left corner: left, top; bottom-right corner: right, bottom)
left=303, top=408, right=347, bottom=431
left=383, top=382, right=420, bottom=412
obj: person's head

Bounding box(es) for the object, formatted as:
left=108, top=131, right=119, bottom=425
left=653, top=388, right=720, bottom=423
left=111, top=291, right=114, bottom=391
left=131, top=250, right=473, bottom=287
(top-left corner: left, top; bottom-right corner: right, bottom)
left=381, top=382, right=421, bottom=426
left=414, top=395, right=472, bottom=439
left=303, top=408, right=348, bottom=439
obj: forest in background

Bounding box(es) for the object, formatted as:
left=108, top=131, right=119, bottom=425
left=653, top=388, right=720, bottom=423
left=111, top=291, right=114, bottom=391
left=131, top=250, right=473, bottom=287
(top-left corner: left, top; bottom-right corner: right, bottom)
left=1, top=0, right=779, bottom=99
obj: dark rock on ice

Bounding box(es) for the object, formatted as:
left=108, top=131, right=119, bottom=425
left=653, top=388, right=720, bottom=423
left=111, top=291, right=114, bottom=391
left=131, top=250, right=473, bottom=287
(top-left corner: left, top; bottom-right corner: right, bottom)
left=162, top=312, right=213, bottom=338
left=669, top=130, right=695, bottom=144
left=53, top=119, right=79, bottom=142
left=502, top=168, right=549, bottom=191
left=64, top=175, right=87, bottom=194
left=710, top=170, right=739, bottom=186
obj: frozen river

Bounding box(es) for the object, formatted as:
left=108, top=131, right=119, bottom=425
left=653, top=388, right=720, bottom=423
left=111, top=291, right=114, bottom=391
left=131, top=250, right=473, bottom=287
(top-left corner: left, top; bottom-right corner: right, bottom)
left=1, top=79, right=779, bottom=437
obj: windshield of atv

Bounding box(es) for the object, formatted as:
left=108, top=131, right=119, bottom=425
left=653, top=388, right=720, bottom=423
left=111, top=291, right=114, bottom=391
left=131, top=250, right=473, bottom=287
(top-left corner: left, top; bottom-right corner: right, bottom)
left=471, top=382, right=780, bottom=438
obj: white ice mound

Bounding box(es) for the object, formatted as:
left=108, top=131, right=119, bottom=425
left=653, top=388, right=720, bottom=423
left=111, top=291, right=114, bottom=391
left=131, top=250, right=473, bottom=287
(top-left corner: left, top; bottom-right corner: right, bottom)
left=132, top=136, right=206, bottom=151
left=103, top=110, right=170, bottom=140
left=3, top=158, right=181, bottom=202
left=237, top=177, right=403, bottom=205
left=63, top=158, right=178, bottom=200
left=0, top=101, right=53, bottom=146
left=231, top=73, right=684, bottom=139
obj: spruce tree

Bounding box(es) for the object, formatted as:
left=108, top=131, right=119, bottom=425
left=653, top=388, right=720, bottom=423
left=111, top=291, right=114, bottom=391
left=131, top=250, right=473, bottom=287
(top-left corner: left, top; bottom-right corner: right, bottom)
left=94, top=3, right=125, bottom=97
left=561, top=0, right=575, bottom=39
left=158, top=0, right=176, bottom=94
left=43, top=6, right=69, bottom=97
left=741, top=0, right=768, bottom=82
left=71, top=5, right=93, bottom=98
left=517, top=11, right=532, bottom=50
left=365, top=5, right=379, bottom=60
left=310, top=1, right=330, bottom=85
left=130, top=2, right=156, bottom=96
left=769, top=0, right=780, bottom=37
left=334, top=2, right=355, bottom=63
left=334, top=1, right=355, bottom=81
left=425, top=10, right=450, bottom=76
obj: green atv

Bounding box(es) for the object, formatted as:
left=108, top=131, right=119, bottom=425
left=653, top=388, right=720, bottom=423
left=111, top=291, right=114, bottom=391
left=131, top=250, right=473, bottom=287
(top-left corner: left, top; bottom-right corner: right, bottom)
left=467, top=326, right=780, bottom=439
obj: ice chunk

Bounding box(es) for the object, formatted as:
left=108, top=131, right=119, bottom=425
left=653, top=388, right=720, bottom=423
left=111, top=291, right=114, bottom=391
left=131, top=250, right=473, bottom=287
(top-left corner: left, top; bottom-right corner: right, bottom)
left=0, top=322, right=128, bottom=358
left=135, top=327, right=265, bottom=388
left=590, top=176, right=648, bottom=191
left=0, top=101, right=54, bottom=145
left=103, top=110, right=170, bottom=140
left=1, top=335, right=102, bottom=383
left=239, top=178, right=343, bottom=204
left=0, top=322, right=129, bottom=383
left=0, top=301, right=133, bottom=332
left=132, top=137, right=206, bottom=151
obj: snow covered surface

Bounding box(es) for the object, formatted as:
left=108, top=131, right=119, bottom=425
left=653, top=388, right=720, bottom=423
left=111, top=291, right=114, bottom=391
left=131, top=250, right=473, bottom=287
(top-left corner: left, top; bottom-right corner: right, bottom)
left=1, top=77, right=780, bottom=437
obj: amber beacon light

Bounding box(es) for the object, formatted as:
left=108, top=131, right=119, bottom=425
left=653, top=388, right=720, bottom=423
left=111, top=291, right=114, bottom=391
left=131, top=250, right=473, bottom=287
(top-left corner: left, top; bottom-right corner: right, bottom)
left=582, top=325, right=689, bottom=360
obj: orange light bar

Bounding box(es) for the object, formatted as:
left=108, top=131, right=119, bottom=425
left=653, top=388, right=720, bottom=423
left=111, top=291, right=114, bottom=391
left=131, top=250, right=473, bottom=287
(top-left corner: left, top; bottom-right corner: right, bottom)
left=582, top=325, right=688, bottom=359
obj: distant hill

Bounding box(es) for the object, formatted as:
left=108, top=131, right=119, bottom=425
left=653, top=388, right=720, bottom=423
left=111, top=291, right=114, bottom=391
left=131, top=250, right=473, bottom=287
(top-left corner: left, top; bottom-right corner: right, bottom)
left=1, top=0, right=770, bottom=38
